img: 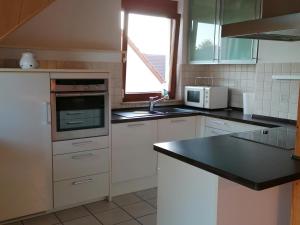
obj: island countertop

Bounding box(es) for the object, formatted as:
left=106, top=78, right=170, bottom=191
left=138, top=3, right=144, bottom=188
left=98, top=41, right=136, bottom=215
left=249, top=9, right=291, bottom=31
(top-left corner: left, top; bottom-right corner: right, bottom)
left=154, top=131, right=300, bottom=191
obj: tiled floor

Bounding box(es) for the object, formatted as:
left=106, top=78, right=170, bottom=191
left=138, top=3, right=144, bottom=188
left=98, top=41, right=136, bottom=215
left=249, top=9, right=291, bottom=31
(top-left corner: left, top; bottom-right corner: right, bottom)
left=9, top=188, right=157, bottom=225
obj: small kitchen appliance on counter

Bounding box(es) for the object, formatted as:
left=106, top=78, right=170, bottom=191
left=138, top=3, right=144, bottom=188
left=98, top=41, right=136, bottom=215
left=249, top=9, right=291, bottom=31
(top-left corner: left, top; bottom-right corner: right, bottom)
left=184, top=86, right=228, bottom=109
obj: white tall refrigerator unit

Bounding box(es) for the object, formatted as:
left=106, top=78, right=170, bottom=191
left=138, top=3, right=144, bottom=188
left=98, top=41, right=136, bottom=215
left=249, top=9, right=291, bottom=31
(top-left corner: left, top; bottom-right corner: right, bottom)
left=0, top=72, right=52, bottom=222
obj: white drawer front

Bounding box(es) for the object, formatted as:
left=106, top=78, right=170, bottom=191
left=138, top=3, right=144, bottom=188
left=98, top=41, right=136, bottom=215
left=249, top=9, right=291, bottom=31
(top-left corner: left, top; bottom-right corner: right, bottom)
left=53, top=136, right=109, bottom=155
left=53, top=149, right=109, bottom=181
left=205, top=118, right=264, bottom=133
left=54, top=173, right=109, bottom=208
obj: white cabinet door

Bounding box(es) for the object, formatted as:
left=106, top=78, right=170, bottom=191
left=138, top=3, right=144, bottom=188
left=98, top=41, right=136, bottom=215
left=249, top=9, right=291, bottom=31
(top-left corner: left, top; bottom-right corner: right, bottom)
left=157, top=117, right=197, bottom=142
left=112, top=121, right=158, bottom=183
left=0, top=73, right=52, bottom=221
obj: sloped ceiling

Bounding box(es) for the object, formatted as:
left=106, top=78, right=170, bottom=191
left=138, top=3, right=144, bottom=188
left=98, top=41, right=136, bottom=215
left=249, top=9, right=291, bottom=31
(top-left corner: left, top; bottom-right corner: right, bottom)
left=0, top=0, right=121, bottom=51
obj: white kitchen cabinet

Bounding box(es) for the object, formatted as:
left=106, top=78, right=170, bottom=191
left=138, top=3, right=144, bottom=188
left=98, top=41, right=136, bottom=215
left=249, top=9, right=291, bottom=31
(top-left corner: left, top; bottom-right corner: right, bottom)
left=157, top=116, right=197, bottom=142
left=112, top=121, right=158, bottom=183
left=0, top=72, right=52, bottom=221
left=203, top=117, right=265, bottom=137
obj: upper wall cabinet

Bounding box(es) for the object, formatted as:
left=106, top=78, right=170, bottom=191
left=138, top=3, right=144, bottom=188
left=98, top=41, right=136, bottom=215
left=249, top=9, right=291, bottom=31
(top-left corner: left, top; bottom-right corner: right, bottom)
left=188, top=0, right=260, bottom=64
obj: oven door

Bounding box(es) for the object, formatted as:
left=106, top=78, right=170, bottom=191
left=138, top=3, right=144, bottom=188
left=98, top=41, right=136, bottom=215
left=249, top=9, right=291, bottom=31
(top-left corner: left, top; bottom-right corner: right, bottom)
left=51, top=92, right=109, bottom=141
left=184, top=87, right=205, bottom=108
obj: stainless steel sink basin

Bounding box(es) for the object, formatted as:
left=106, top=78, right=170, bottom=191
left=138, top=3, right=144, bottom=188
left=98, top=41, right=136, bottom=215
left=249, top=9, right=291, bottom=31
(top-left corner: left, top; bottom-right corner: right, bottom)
left=114, top=108, right=196, bottom=118
left=152, top=107, right=195, bottom=114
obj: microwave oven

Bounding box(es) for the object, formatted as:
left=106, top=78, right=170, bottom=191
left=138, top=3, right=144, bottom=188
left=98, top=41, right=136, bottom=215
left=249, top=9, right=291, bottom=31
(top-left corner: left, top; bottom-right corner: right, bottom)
left=184, top=86, right=228, bottom=109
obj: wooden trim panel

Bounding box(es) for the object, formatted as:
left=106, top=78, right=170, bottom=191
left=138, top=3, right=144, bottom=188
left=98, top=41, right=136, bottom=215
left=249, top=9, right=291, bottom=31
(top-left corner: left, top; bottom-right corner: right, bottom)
left=0, top=0, right=55, bottom=41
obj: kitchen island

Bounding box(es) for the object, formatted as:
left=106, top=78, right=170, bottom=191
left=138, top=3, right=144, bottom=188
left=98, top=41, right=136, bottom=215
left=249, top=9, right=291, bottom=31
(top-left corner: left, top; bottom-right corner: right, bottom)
left=154, top=128, right=300, bottom=225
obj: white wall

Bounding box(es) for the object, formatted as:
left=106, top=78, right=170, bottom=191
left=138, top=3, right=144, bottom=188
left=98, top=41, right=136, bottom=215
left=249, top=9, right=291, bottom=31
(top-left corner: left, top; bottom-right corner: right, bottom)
left=0, top=0, right=121, bottom=51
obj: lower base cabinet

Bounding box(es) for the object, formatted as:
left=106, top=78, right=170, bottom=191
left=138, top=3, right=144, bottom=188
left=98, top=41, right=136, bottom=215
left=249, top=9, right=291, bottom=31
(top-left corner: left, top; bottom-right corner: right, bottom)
left=112, top=121, right=158, bottom=184
left=54, top=173, right=109, bottom=208
left=157, top=117, right=197, bottom=142
left=157, top=153, right=291, bottom=225
left=52, top=136, right=110, bottom=209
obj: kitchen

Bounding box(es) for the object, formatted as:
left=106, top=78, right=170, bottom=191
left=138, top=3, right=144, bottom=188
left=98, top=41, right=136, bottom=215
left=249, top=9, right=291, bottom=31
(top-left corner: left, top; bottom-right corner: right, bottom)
left=0, top=0, right=300, bottom=225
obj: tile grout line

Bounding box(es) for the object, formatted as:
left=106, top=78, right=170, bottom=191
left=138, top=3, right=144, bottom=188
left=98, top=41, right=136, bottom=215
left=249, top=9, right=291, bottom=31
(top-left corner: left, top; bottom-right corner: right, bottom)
left=82, top=205, right=104, bottom=225
left=54, top=212, right=64, bottom=225
left=132, top=192, right=157, bottom=211
left=112, top=200, right=143, bottom=225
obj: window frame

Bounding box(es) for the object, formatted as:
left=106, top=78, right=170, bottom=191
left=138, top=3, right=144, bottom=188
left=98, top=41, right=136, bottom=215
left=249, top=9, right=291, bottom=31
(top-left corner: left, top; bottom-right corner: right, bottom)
left=121, top=0, right=181, bottom=102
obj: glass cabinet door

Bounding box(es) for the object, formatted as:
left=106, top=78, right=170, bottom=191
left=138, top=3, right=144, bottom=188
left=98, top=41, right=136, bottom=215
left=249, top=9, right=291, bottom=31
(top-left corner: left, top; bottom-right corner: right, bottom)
left=189, top=0, right=218, bottom=63
left=220, top=0, right=259, bottom=63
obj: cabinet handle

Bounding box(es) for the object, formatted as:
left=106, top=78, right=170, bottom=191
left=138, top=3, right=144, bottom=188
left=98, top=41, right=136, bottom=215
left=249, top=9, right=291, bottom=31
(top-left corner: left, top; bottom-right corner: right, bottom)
left=67, top=121, right=84, bottom=125
left=72, top=178, right=93, bottom=186
left=127, top=123, right=145, bottom=127
left=71, top=153, right=95, bottom=160
left=171, top=119, right=186, bottom=123
left=42, top=102, right=51, bottom=125
left=72, top=141, right=93, bottom=146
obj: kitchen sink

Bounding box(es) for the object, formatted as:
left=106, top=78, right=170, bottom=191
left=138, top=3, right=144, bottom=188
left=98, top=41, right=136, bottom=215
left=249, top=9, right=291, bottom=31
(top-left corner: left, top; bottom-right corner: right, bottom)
left=152, top=107, right=196, bottom=115
left=114, top=107, right=197, bottom=118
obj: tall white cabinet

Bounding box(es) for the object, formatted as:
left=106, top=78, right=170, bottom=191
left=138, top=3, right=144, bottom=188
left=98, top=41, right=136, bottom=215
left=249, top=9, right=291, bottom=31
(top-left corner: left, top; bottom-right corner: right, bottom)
left=0, top=72, right=52, bottom=222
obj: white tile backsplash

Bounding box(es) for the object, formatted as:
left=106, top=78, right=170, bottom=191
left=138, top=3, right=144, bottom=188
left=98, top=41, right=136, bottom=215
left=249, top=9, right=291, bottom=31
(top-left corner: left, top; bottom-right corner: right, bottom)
left=181, top=63, right=300, bottom=120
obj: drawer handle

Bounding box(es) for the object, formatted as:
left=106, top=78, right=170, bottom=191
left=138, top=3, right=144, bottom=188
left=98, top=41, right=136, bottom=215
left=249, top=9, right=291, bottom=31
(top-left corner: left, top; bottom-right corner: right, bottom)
left=171, top=119, right=186, bottom=123
left=72, top=141, right=93, bottom=146
left=128, top=123, right=145, bottom=127
left=67, top=121, right=84, bottom=125
left=71, top=153, right=95, bottom=160
left=72, top=178, right=93, bottom=186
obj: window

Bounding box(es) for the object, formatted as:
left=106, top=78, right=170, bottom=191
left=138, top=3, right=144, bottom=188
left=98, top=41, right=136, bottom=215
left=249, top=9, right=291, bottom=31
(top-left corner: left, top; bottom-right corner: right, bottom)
left=121, top=0, right=180, bottom=101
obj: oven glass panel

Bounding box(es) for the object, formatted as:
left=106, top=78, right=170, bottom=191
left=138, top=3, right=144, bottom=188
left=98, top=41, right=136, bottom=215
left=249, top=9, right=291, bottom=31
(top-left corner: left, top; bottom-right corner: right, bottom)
left=187, top=90, right=200, bottom=103
left=56, top=95, right=105, bottom=132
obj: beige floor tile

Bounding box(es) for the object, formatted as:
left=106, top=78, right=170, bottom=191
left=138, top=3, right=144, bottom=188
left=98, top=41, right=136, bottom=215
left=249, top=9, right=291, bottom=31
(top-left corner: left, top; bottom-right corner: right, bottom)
left=113, top=193, right=141, bottom=206
left=55, top=206, right=90, bottom=222
left=145, top=198, right=157, bottom=209
left=23, top=213, right=60, bottom=225
left=63, top=216, right=101, bottom=225
left=94, top=208, right=132, bottom=225
left=117, top=220, right=140, bottom=225
left=122, top=202, right=156, bottom=218
left=137, top=213, right=157, bottom=225
left=135, top=188, right=157, bottom=201
left=85, top=200, right=118, bottom=214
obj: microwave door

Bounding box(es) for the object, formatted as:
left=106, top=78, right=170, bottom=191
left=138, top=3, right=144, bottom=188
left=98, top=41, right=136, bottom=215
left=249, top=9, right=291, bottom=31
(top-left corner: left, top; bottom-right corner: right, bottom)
left=186, top=88, right=204, bottom=108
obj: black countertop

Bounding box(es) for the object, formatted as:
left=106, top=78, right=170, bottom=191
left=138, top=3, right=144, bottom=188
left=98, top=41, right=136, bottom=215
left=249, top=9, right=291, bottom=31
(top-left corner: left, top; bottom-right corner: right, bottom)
left=154, top=131, right=300, bottom=191
left=112, top=106, right=296, bottom=129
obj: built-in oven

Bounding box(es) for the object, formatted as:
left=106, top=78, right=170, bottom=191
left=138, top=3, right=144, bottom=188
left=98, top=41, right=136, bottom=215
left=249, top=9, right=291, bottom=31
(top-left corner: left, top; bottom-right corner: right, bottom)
left=51, top=79, right=109, bottom=141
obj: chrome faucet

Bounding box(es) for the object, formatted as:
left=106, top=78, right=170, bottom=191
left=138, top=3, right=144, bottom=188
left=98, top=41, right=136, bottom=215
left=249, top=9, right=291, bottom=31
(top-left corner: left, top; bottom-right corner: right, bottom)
left=149, top=96, right=168, bottom=112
